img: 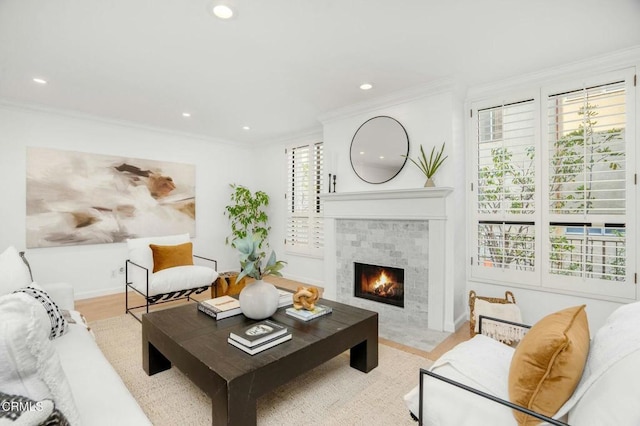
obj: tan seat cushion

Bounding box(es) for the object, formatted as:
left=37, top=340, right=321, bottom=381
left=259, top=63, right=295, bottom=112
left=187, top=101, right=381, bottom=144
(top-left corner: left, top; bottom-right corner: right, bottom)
left=149, top=242, right=194, bottom=273
left=508, top=305, right=590, bottom=425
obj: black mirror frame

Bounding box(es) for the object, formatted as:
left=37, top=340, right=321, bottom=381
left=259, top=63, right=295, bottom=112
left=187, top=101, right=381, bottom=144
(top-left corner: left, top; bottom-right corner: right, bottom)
left=349, top=115, right=410, bottom=184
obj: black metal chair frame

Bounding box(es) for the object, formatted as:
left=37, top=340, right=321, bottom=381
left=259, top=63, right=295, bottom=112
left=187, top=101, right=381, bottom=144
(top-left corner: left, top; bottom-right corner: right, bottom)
left=417, top=315, right=570, bottom=426
left=125, top=254, right=217, bottom=322
left=19, top=251, right=34, bottom=281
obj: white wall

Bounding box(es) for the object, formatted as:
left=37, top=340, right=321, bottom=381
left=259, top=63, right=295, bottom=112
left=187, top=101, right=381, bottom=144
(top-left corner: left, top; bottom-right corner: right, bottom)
left=0, top=103, right=249, bottom=299
left=322, top=91, right=455, bottom=194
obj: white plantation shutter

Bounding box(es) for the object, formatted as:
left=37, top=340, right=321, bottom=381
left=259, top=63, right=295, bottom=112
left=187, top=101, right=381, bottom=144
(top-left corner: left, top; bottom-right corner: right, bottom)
left=547, top=81, right=626, bottom=216
left=477, top=100, right=536, bottom=215
left=544, top=78, right=632, bottom=293
left=286, top=142, right=324, bottom=256
left=547, top=224, right=626, bottom=282
left=474, top=100, right=538, bottom=282
left=471, top=69, right=636, bottom=300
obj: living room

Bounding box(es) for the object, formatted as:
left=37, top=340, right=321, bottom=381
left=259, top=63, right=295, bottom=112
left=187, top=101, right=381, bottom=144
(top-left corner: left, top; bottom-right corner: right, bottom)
left=1, top=1, right=640, bottom=425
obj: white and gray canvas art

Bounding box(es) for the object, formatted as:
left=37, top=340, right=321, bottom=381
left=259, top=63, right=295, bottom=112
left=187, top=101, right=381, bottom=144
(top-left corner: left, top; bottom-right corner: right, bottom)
left=26, top=147, right=196, bottom=248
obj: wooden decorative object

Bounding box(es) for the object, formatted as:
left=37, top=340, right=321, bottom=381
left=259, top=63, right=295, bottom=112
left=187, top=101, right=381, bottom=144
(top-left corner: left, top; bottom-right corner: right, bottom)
left=212, top=271, right=246, bottom=298
left=293, top=286, right=319, bottom=311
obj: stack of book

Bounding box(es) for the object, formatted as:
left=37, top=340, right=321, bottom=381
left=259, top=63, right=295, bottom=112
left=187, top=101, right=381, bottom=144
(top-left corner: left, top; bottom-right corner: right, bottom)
left=285, top=304, right=332, bottom=321
left=197, top=295, right=241, bottom=320
left=227, top=319, right=292, bottom=355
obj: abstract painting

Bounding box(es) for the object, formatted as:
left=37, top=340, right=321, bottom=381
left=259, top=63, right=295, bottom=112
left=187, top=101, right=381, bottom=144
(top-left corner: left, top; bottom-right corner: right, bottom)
left=26, top=147, right=196, bottom=248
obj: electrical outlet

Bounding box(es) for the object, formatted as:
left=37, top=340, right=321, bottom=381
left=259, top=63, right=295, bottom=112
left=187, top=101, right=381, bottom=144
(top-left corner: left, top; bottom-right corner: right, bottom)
left=111, top=269, right=117, bottom=279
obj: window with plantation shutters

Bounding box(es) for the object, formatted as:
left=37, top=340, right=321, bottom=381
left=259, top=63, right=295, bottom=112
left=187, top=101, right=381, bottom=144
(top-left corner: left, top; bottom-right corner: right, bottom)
left=474, top=99, right=538, bottom=284
left=544, top=79, right=630, bottom=292
left=285, top=142, right=324, bottom=256
left=470, top=68, right=636, bottom=299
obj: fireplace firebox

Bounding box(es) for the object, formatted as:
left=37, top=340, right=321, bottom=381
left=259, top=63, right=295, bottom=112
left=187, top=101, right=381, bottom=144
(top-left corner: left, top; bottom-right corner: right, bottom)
left=354, top=262, right=404, bottom=308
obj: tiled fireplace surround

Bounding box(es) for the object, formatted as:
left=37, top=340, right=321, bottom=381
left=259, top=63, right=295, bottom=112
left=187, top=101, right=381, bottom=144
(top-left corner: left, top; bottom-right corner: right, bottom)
left=322, top=188, right=452, bottom=350
left=336, top=219, right=428, bottom=324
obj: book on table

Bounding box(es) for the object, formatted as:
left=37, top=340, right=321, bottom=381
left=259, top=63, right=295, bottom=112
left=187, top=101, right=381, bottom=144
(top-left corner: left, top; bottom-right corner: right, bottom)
left=229, top=319, right=288, bottom=347
left=227, top=332, right=292, bottom=355
left=277, top=289, right=294, bottom=308
left=285, top=304, right=333, bottom=321
left=197, top=295, right=241, bottom=320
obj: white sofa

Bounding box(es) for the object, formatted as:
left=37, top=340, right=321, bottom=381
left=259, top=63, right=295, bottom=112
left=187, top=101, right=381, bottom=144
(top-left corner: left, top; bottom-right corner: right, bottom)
left=0, top=246, right=151, bottom=425
left=46, top=283, right=152, bottom=426
left=404, top=301, right=640, bottom=425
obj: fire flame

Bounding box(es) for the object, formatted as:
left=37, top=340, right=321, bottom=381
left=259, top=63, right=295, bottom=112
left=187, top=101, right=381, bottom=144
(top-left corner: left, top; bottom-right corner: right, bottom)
left=372, top=271, right=396, bottom=297
left=374, top=271, right=390, bottom=290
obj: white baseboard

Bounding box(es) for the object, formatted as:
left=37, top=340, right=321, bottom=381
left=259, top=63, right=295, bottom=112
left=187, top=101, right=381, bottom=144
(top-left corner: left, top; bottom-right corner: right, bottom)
left=282, top=273, right=324, bottom=289
left=75, top=286, right=123, bottom=301
left=445, top=312, right=468, bottom=333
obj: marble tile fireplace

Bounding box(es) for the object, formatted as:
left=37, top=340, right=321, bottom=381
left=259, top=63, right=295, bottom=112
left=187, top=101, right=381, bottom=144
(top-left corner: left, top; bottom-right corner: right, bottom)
left=322, top=188, right=452, bottom=350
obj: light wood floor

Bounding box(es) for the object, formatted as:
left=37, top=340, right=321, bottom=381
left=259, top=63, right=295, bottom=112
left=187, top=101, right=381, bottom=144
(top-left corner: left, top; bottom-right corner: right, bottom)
left=76, top=276, right=470, bottom=360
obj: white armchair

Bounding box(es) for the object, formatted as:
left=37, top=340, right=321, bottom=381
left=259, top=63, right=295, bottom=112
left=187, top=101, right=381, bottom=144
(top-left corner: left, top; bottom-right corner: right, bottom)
left=405, top=301, right=640, bottom=425
left=125, top=233, right=218, bottom=321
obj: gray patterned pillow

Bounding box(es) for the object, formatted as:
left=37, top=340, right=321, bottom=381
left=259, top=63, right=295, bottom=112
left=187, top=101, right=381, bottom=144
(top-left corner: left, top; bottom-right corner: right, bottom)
left=12, top=284, right=68, bottom=340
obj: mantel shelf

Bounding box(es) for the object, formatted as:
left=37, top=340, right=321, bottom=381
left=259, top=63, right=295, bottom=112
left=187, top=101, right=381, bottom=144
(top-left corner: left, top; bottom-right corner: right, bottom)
left=320, top=187, right=453, bottom=202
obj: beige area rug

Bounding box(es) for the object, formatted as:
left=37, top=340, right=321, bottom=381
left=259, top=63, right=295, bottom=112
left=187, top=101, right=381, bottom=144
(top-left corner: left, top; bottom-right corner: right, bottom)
left=91, top=315, right=433, bottom=425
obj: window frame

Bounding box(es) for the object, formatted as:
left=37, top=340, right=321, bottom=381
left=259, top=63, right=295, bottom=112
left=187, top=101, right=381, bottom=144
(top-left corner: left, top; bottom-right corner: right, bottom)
left=468, top=68, right=636, bottom=301
left=284, top=140, right=325, bottom=258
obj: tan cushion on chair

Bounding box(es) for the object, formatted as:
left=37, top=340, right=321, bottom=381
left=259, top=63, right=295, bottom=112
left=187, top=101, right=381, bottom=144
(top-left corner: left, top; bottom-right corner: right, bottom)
left=508, top=305, right=589, bottom=425
left=149, top=242, right=194, bottom=273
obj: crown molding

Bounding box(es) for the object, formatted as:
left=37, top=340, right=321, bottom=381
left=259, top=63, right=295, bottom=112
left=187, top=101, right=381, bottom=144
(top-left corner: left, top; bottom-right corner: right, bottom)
left=318, top=77, right=454, bottom=125
left=467, top=45, right=640, bottom=100
left=0, top=98, right=245, bottom=147
left=257, top=125, right=323, bottom=147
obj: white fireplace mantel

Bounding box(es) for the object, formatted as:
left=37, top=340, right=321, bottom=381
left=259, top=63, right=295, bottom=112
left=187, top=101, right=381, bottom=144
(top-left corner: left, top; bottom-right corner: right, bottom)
left=321, top=187, right=453, bottom=221
left=322, top=187, right=453, bottom=331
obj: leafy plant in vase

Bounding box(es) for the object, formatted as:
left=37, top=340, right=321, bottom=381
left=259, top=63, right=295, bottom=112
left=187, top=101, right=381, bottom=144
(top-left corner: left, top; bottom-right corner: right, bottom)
left=222, top=184, right=271, bottom=293
left=224, top=184, right=270, bottom=248
left=234, top=233, right=287, bottom=320
left=403, top=142, right=448, bottom=187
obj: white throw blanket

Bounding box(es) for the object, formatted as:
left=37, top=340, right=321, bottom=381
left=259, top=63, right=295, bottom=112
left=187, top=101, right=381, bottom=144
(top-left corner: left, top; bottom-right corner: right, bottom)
left=556, top=301, right=640, bottom=418
left=431, top=334, right=514, bottom=398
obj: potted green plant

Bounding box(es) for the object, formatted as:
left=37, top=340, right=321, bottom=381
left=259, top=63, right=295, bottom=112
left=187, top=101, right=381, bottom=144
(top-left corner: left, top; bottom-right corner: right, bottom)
left=224, top=184, right=270, bottom=247
left=403, top=142, right=448, bottom=187
left=234, top=233, right=287, bottom=320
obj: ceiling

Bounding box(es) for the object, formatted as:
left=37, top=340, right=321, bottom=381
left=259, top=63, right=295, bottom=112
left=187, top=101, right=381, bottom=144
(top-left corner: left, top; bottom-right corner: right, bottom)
left=1, top=0, right=639, bottom=145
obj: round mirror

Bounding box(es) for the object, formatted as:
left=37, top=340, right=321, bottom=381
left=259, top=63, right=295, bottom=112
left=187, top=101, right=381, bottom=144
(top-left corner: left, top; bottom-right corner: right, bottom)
left=350, top=116, right=409, bottom=184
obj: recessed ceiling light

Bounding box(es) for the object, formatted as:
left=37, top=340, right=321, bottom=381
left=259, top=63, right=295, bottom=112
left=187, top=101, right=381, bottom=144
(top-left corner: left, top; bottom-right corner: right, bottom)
left=242, top=126, right=250, bottom=130
left=213, top=4, right=234, bottom=19
left=379, top=156, right=385, bottom=159
left=360, top=151, right=365, bottom=155
left=359, top=83, right=373, bottom=90
left=33, top=78, right=47, bottom=85
left=182, top=112, right=191, bottom=118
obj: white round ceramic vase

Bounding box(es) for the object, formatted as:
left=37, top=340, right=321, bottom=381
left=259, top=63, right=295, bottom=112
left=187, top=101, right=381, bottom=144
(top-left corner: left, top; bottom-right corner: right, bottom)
left=239, top=279, right=280, bottom=320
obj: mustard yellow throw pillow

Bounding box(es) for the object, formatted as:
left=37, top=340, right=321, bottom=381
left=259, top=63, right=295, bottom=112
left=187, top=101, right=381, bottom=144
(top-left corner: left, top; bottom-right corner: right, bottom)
left=508, top=305, right=589, bottom=425
left=149, top=242, right=194, bottom=273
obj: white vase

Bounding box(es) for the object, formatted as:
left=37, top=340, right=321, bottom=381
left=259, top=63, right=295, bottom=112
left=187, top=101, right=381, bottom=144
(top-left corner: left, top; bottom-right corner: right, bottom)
left=239, top=279, right=280, bottom=320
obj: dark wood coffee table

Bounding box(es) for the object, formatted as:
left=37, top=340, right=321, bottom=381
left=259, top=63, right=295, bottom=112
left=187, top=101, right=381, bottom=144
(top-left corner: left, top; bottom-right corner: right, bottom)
left=142, top=299, right=378, bottom=425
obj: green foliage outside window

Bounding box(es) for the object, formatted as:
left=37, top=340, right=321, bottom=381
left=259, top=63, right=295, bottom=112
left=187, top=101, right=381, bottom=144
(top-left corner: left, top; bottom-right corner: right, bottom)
left=478, top=103, right=626, bottom=280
